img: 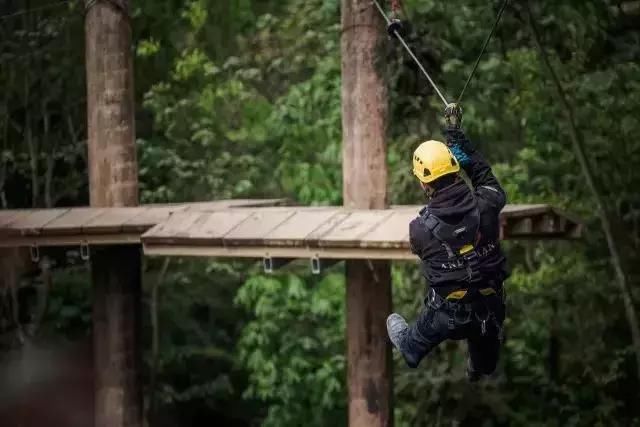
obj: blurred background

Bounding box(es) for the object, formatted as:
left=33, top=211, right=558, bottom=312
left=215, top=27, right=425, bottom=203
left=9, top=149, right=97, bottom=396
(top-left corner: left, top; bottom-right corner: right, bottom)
left=0, top=0, right=639, bottom=425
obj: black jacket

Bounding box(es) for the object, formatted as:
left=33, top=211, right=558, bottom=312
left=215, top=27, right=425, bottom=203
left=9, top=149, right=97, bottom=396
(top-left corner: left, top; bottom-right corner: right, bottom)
left=409, top=144, right=509, bottom=295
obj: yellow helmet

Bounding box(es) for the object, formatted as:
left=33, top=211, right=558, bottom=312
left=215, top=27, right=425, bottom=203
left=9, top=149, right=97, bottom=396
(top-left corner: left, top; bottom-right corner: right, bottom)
left=412, top=140, right=460, bottom=184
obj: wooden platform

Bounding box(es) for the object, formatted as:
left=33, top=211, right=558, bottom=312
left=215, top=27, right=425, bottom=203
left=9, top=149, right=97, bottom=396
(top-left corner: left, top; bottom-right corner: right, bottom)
left=141, top=204, right=581, bottom=261
left=0, top=202, right=582, bottom=261
left=0, top=199, right=287, bottom=247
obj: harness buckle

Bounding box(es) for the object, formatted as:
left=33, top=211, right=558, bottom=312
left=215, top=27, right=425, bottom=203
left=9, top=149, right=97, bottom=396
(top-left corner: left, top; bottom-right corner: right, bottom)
left=463, top=250, right=479, bottom=262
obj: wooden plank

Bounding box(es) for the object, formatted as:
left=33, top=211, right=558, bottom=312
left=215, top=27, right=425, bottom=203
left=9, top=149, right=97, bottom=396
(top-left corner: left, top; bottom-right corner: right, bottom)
left=360, top=210, right=415, bottom=248
left=264, top=209, right=342, bottom=247
left=0, top=210, right=25, bottom=228
left=83, top=207, right=149, bottom=234
left=183, top=198, right=289, bottom=211
left=180, top=210, right=253, bottom=244
left=181, top=201, right=241, bottom=212
left=143, top=243, right=415, bottom=260
left=141, top=211, right=205, bottom=242
left=234, top=198, right=289, bottom=208
left=304, top=212, right=351, bottom=246
left=43, top=208, right=109, bottom=235
left=319, top=210, right=394, bottom=247
left=501, top=204, right=550, bottom=218
left=122, top=206, right=179, bottom=232
left=1, top=233, right=142, bottom=247
left=5, top=209, right=69, bottom=236
left=224, top=210, right=296, bottom=246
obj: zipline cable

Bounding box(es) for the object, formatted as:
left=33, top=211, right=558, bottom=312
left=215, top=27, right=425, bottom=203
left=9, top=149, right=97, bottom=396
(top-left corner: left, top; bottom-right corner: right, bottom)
left=456, top=0, right=510, bottom=103
left=372, top=0, right=450, bottom=107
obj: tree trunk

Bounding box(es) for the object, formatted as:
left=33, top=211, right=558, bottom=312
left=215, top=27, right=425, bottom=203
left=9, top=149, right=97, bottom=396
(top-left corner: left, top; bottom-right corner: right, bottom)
left=346, top=260, right=393, bottom=426
left=92, top=246, right=143, bottom=427
left=85, top=1, right=142, bottom=426
left=341, top=1, right=392, bottom=425
left=526, top=0, right=640, bottom=382
left=85, top=0, right=138, bottom=208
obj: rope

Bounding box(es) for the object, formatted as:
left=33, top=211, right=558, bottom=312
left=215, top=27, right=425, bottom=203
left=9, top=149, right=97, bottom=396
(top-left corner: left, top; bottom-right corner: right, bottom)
left=456, top=0, right=510, bottom=103
left=372, top=0, right=449, bottom=107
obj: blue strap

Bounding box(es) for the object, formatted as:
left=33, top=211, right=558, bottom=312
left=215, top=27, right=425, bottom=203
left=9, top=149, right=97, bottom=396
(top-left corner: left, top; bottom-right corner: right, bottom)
left=449, top=143, right=471, bottom=168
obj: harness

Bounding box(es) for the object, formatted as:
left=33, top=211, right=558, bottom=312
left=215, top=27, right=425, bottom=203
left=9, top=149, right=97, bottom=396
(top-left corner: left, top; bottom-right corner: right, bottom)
left=427, top=288, right=504, bottom=338
left=420, top=207, right=484, bottom=283
left=420, top=207, right=496, bottom=300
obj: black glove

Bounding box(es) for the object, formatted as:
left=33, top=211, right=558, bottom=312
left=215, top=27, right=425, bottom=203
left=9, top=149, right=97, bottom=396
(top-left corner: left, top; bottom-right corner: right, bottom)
left=444, top=103, right=463, bottom=130
left=444, top=128, right=468, bottom=147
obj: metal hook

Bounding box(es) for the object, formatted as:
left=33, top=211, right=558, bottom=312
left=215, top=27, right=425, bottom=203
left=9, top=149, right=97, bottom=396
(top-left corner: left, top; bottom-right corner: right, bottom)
left=310, top=256, right=321, bottom=275
left=30, top=245, right=40, bottom=263
left=80, top=241, right=90, bottom=261
left=263, top=256, right=274, bottom=274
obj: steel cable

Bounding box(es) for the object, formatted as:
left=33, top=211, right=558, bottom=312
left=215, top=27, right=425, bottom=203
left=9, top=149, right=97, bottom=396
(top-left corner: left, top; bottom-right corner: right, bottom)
left=457, top=0, right=510, bottom=103
left=372, top=0, right=450, bottom=107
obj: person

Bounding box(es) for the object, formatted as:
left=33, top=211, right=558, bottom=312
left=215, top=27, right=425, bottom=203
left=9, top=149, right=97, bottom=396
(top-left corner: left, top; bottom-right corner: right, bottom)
left=387, top=103, right=509, bottom=382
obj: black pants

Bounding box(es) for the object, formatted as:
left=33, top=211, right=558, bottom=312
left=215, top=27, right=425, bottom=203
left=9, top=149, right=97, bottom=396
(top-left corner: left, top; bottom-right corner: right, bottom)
left=402, top=288, right=506, bottom=374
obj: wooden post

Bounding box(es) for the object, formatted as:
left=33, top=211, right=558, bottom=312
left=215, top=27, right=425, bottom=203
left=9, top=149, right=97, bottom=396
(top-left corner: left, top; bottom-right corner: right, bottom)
left=85, top=1, right=142, bottom=426
left=341, top=0, right=392, bottom=426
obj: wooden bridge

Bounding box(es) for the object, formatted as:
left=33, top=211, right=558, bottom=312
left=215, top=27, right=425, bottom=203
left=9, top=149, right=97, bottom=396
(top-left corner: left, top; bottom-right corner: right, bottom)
left=0, top=200, right=582, bottom=270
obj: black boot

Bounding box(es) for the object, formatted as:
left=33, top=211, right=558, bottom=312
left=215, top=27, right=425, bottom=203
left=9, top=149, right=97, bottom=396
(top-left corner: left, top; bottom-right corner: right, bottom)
left=387, top=313, right=420, bottom=368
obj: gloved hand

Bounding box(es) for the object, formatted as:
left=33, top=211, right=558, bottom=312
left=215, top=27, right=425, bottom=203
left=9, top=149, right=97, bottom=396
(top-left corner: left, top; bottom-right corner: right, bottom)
left=443, top=104, right=473, bottom=167
left=444, top=103, right=462, bottom=129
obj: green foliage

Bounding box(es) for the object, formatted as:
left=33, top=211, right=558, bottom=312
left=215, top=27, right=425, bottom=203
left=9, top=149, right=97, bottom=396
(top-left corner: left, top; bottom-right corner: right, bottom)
left=2, top=0, right=640, bottom=425
left=145, top=258, right=261, bottom=424
left=236, top=272, right=346, bottom=426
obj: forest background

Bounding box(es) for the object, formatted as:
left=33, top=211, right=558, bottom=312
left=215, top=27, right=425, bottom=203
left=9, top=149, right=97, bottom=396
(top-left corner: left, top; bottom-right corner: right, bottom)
left=1, top=0, right=640, bottom=425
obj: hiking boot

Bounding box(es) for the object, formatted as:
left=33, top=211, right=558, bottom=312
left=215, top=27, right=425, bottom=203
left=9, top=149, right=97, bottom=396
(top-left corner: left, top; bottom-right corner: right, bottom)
left=386, top=313, right=419, bottom=368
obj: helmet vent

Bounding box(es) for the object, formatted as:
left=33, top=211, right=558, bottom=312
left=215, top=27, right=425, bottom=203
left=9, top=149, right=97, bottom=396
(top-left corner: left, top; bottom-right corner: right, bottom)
left=450, top=157, right=456, bottom=166
left=423, top=168, right=431, bottom=177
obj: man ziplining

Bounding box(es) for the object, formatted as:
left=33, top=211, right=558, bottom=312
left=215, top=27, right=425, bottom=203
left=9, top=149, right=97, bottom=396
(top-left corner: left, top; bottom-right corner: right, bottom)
left=371, top=0, right=511, bottom=381
left=386, top=104, right=509, bottom=381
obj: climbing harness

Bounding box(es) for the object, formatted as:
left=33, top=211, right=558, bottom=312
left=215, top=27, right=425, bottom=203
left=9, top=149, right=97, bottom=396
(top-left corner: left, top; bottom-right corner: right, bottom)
left=420, top=206, right=484, bottom=284
left=427, top=288, right=502, bottom=337
left=371, top=0, right=510, bottom=107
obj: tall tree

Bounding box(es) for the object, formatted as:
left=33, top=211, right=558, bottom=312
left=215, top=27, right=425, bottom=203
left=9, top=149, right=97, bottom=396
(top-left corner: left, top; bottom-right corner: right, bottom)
left=85, top=0, right=142, bottom=426
left=341, top=0, right=392, bottom=426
